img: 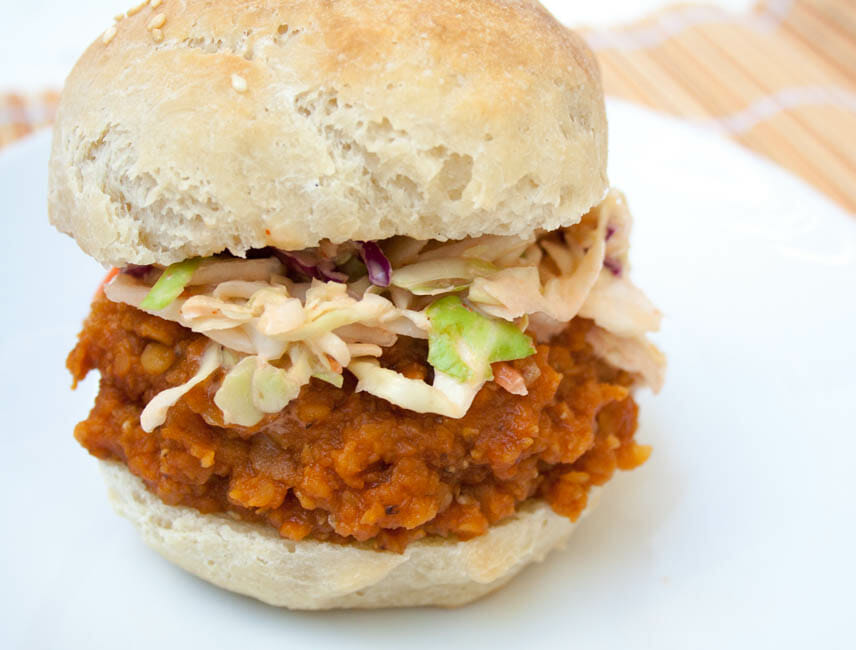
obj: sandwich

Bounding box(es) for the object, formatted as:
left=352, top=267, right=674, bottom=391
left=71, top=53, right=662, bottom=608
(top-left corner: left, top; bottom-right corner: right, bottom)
left=50, top=0, right=665, bottom=609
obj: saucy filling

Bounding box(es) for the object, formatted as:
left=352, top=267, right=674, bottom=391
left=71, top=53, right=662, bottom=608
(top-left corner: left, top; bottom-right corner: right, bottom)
left=100, top=192, right=664, bottom=433
left=69, top=295, right=649, bottom=552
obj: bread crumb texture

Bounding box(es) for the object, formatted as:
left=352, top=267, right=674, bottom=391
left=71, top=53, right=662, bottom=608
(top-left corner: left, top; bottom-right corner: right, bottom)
left=101, top=461, right=599, bottom=609
left=49, top=0, right=608, bottom=266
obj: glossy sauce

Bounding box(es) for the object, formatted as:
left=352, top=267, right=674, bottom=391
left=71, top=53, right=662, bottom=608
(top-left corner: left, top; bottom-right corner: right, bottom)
left=69, top=295, right=648, bottom=551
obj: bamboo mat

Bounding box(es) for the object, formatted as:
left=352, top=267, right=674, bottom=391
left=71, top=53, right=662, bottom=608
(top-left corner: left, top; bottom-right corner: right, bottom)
left=2, top=0, right=854, bottom=213
left=580, top=0, right=856, bottom=213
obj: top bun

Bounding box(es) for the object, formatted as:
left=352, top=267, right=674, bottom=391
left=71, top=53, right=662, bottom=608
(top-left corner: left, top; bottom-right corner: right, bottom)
left=49, top=0, right=608, bottom=267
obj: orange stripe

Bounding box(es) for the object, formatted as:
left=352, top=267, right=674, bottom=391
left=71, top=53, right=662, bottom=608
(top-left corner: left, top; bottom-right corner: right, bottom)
left=95, top=268, right=120, bottom=298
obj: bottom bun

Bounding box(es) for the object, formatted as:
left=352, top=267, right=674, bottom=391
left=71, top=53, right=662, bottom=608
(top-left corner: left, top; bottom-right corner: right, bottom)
left=100, top=461, right=599, bottom=609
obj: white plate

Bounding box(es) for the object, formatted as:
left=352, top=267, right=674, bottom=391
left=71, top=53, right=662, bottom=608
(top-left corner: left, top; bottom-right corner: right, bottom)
left=1, top=100, right=854, bottom=649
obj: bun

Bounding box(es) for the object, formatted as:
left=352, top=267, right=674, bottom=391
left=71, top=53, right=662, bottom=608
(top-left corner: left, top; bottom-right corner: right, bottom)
left=100, top=461, right=599, bottom=609
left=49, top=0, right=608, bottom=267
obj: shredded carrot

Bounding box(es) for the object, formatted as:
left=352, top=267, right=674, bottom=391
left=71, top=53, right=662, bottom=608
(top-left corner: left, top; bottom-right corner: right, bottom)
left=492, top=362, right=528, bottom=396
left=95, top=268, right=120, bottom=298
left=325, top=355, right=343, bottom=374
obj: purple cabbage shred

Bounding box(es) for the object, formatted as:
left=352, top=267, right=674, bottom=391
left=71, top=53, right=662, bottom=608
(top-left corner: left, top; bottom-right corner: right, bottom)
left=122, top=264, right=153, bottom=278
left=358, top=241, right=392, bottom=287
left=603, top=257, right=622, bottom=276
left=271, top=249, right=348, bottom=283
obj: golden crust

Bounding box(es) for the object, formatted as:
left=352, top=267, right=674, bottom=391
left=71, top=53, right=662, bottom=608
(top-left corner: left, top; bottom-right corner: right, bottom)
left=100, top=461, right=600, bottom=609
left=49, top=0, right=608, bottom=266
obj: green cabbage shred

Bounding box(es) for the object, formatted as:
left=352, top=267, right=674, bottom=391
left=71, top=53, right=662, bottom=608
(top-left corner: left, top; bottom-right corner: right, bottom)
left=426, top=295, right=535, bottom=383
left=140, top=258, right=202, bottom=311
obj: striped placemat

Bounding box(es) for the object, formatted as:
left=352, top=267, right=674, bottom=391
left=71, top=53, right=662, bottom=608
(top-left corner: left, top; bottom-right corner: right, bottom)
left=581, top=0, right=856, bottom=214
left=0, top=90, right=59, bottom=150
left=2, top=0, right=854, bottom=213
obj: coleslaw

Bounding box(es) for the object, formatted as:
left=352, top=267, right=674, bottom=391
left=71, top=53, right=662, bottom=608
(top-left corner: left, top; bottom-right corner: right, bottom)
left=102, top=190, right=664, bottom=430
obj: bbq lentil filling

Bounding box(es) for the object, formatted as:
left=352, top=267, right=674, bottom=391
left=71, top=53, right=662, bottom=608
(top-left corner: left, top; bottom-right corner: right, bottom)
left=69, top=294, right=650, bottom=552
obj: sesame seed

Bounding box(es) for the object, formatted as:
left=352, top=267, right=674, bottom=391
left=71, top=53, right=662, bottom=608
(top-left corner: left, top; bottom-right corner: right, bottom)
left=127, top=1, right=148, bottom=16
left=102, top=25, right=117, bottom=44
left=150, top=0, right=163, bottom=7
left=114, top=13, right=126, bottom=21
left=151, top=28, right=164, bottom=43
left=231, top=74, right=248, bottom=92
left=147, top=13, right=166, bottom=29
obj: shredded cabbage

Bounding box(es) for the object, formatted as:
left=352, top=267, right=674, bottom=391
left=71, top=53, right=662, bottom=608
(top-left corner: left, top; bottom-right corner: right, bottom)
left=415, top=234, right=534, bottom=263
left=426, top=296, right=535, bottom=383
left=467, top=204, right=607, bottom=322
left=391, top=258, right=496, bottom=295
left=190, top=258, right=282, bottom=286
left=139, top=343, right=220, bottom=432
left=281, top=292, right=395, bottom=341
left=105, top=189, right=663, bottom=425
left=586, top=326, right=666, bottom=392
left=214, top=351, right=310, bottom=427
left=578, top=274, right=662, bottom=338
left=140, top=258, right=201, bottom=311
left=181, top=295, right=254, bottom=330
left=349, top=360, right=480, bottom=418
